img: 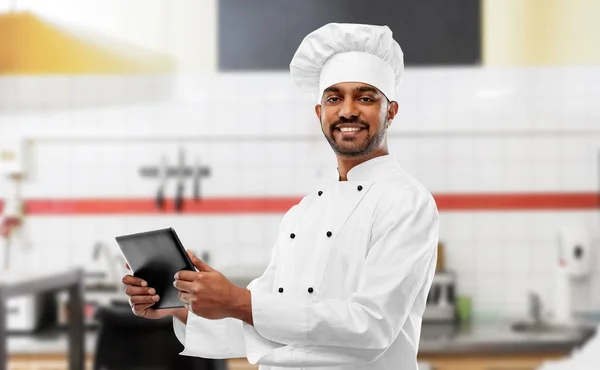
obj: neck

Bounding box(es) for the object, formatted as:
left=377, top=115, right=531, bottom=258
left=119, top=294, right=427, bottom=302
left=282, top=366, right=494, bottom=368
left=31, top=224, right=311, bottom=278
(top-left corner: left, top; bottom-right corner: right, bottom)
left=336, top=148, right=388, bottom=181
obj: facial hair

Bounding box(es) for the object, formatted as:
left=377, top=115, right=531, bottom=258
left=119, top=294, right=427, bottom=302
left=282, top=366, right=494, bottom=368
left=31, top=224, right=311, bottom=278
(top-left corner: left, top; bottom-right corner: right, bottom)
left=322, top=116, right=388, bottom=158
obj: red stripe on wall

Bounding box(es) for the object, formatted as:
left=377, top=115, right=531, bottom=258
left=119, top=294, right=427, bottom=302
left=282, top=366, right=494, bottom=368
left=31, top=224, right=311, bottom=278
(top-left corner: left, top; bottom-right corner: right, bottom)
left=5, top=197, right=302, bottom=215
left=0, top=193, right=598, bottom=215
left=434, top=193, right=599, bottom=211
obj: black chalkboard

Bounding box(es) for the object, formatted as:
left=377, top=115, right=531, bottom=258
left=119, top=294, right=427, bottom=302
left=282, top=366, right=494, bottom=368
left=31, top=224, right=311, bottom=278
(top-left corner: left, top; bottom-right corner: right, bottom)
left=218, top=0, right=481, bottom=70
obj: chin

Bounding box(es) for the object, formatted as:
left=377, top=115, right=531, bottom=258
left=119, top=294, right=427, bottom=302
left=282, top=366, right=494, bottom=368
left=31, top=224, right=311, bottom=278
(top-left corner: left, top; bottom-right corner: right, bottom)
left=334, top=149, right=369, bottom=158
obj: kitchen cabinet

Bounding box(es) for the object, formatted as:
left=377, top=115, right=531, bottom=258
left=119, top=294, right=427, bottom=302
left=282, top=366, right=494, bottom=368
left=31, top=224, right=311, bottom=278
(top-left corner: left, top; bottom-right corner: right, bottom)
left=7, top=363, right=29, bottom=370
left=225, top=355, right=563, bottom=370
left=8, top=357, right=254, bottom=370
left=227, top=358, right=258, bottom=370
left=7, top=355, right=94, bottom=370
left=419, top=353, right=566, bottom=370
left=5, top=353, right=565, bottom=370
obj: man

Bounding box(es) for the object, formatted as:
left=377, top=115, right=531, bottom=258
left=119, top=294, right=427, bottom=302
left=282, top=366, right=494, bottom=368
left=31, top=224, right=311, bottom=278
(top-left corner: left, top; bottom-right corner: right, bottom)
left=123, top=23, right=439, bottom=370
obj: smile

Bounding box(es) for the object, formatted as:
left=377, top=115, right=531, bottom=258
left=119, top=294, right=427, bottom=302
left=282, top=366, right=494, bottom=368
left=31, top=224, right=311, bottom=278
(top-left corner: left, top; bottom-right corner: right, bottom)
left=334, top=126, right=367, bottom=138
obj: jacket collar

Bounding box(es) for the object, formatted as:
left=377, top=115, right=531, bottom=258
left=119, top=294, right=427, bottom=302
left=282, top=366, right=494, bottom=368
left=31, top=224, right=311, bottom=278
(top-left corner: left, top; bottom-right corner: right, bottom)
left=336, top=154, right=397, bottom=182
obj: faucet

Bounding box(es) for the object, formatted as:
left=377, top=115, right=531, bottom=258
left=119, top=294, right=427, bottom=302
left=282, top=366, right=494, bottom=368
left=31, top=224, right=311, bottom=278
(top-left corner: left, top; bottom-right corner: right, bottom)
left=528, top=292, right=543, bottom=327
left=92, top=241, right=120, bottom=285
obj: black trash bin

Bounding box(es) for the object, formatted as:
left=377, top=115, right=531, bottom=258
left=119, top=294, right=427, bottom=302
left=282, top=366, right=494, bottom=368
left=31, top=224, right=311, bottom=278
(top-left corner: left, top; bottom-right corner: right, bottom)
left=92, top=302, right=227, bottom=370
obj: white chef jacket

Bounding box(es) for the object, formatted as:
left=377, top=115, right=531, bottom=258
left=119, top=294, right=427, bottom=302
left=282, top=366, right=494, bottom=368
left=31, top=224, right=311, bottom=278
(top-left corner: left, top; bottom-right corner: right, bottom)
left=173, top=154, right=439, bottom=370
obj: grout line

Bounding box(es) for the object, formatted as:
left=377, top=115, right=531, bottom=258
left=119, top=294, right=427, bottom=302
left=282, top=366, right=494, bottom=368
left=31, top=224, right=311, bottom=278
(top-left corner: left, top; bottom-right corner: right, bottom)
left=25, top=130, right=600, bottom=144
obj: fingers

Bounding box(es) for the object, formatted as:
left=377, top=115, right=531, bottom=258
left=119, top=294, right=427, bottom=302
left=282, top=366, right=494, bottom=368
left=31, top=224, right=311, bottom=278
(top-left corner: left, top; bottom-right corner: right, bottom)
left=173, top=279, right=195, bottom=293
left=174, top=270, right=200, bottom=282
left=122, top=274, right=147, bottom=287
left=178, top=291, right=192, bottom=305
left=125, top=285, right=156, bottom=297
left=129, top=294, right=160, bottom=305
left=122, top=269, right=161, bottom=318
left=132, top=303, right=155, bottom=316
left=188, top=251, right=214, bottom=272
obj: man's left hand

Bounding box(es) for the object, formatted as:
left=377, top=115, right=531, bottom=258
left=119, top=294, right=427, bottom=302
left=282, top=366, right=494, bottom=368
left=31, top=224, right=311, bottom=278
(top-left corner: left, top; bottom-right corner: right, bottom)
left=174, top=250, right=248, bottom=320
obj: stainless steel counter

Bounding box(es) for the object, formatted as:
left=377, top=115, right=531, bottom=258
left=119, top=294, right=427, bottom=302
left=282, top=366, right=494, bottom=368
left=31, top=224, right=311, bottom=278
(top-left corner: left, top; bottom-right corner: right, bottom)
left=419, top=321, right=597, bottom=355
left=1, top=269, right=85, bottom=370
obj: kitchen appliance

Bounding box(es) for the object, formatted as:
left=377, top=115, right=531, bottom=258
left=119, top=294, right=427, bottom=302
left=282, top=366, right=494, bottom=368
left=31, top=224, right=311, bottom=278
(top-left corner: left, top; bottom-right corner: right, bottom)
left=423, top=271, right=457, bottom=323
left=6, top=292, right=57, bottom=333
left=557, top=224, right=593, bottom=278
left=552, top=224, right=593, bottom=324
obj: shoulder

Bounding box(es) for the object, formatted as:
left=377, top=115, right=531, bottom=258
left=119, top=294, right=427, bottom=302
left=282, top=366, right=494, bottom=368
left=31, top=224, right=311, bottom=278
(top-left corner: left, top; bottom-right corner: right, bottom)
left=368, top=163, right=439, bottom=251
left=371, top=162, right=438, bottom=221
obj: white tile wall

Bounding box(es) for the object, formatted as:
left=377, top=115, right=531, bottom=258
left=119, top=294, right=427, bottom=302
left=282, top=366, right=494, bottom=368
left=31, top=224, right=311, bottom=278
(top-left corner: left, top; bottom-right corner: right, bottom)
left=1, top=66, right=599, bottom=318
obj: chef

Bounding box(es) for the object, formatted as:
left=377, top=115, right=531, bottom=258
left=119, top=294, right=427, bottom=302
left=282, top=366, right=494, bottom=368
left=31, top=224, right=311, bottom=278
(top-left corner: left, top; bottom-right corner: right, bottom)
left=123, top=23, right=439, bottom=370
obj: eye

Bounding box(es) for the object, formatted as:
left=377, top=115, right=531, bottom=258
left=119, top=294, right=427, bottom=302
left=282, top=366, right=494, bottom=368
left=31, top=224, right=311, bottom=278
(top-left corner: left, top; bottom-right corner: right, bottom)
left=326, top=97, right=341, bottom=103
left=359, top=97, right=374, bottom=102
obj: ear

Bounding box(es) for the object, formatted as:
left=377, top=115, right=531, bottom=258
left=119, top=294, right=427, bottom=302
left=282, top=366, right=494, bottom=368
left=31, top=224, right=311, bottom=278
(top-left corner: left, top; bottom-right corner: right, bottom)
left=315, top=104, right=322, bottom=121
left=387, top=101, right=399, bottom=127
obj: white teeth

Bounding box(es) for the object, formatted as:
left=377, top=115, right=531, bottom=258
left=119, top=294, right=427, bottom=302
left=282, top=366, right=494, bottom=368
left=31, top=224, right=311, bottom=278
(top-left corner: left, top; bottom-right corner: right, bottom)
left=339, top=127, right=362, bottom=132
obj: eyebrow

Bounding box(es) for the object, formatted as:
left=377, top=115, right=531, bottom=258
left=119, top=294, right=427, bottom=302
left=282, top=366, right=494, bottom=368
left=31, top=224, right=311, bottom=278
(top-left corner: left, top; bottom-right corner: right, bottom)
left=355, top=86, right=378, bottom=94
left=323, top=86, right=341, bottom=94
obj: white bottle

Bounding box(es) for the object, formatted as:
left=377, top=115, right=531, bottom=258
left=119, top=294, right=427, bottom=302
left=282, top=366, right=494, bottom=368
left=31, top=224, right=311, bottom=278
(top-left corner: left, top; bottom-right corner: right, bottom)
left=553, top=262, right=572, bottom=324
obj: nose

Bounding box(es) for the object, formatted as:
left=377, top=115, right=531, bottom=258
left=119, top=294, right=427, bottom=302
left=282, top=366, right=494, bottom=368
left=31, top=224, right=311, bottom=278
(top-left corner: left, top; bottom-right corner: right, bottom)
left=338, top=99, right=359, bottom=120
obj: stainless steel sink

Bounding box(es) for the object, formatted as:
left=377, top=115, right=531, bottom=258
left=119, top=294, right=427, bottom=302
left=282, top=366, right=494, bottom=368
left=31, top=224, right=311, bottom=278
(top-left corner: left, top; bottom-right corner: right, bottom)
left=509, top=292, right=583, bottom=335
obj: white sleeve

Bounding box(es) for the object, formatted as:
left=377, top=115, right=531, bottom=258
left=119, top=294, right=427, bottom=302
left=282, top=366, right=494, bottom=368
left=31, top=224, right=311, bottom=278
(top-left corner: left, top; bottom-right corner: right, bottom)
left=179, top=315, right=246, bottom=358
left=174, top=236, right=284, bottom=359
left=173, top=316, right=186, bottom=344
left=173, top=310, right=244, bottom=359
left=245, top=190, right=439, bottom=366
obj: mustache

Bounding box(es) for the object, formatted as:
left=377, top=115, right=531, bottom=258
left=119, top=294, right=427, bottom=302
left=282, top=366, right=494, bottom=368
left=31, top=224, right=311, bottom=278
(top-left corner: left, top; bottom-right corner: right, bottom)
left=329, top=117, right=369, bottom=130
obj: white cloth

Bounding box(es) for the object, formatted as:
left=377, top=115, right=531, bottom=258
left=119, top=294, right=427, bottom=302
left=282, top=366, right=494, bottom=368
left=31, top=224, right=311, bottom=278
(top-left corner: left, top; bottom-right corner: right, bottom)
left=289, top=23, right=404, bottom=102
left=174, top=154, right=439, bottom=370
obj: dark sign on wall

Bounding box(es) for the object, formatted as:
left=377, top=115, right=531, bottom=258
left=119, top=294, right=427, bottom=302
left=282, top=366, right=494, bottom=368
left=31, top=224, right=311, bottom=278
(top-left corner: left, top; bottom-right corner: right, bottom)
left=218, top=0, right=481, bottom=71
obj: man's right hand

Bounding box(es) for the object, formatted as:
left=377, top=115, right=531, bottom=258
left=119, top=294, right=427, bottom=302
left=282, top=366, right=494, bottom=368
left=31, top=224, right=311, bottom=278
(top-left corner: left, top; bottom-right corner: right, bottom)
left=122, top=263, right=174, bottom=320
left=122, top=264, right=189, bottom=323
left=122, top=275, right=172, bottom=319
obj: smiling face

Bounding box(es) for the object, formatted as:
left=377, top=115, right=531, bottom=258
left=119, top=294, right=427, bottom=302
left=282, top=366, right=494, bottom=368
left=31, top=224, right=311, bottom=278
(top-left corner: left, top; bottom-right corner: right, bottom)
left=315, top=82, right=398, bottom=159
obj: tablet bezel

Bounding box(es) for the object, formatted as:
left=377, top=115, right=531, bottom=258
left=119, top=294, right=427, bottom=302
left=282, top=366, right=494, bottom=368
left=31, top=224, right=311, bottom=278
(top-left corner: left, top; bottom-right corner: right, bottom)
left=115, top=227, right=197, bottom=310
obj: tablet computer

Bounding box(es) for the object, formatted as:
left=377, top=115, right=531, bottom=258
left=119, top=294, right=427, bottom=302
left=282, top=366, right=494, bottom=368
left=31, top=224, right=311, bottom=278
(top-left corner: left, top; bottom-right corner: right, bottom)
left=115, top=227, right=196, bottom=309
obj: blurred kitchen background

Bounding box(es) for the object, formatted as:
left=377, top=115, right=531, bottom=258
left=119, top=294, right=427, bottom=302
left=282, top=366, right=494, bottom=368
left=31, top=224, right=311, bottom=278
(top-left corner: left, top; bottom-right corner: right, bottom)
left=1, top=0, right=600, bottom=369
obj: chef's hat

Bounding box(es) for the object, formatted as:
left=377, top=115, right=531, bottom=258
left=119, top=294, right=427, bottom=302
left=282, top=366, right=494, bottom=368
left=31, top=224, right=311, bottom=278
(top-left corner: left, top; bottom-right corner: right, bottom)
left=290, top=23, right=404, bottom=102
